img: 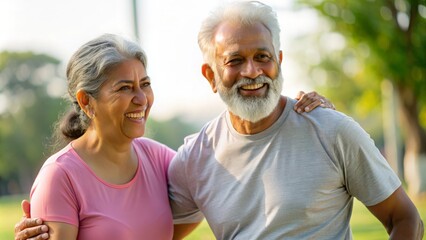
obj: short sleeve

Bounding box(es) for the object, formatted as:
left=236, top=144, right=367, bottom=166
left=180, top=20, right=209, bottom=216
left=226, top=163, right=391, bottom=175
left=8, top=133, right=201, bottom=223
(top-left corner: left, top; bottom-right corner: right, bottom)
left=30, top=163, right=79, bottom=226
left=168, top=146, right=204, bottom=224
left=334, top=118, right=401, bottom=206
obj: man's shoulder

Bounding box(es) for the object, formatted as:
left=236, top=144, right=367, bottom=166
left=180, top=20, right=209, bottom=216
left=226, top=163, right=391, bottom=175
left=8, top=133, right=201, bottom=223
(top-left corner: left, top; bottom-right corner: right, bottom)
left=297, top=106, right=352, bottom=126
left=176, top=112, right=227, bottom=158
left=183, top=111, right=227, bottom=143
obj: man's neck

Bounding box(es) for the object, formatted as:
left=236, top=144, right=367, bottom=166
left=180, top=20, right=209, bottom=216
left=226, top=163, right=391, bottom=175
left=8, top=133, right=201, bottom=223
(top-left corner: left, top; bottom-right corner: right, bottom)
left=229, top=96, right=287, bottom=135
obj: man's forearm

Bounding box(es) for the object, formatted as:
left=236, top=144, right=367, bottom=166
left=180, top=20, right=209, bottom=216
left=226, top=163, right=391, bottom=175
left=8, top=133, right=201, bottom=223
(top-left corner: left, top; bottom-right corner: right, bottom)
left=389, top=219, right=424, bottom=240
left=417, top=220, right=424, bottom=240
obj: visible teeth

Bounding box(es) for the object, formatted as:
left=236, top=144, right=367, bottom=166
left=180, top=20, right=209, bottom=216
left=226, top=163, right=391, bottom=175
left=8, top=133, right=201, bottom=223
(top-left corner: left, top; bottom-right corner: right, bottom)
left=126, top=112, right=145, bottom=119
left=241, top=83, right=264, bottom=90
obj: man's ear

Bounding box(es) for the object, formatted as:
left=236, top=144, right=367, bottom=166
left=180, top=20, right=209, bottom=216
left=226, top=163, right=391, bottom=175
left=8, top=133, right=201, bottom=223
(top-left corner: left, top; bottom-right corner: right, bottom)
left=201, top=64, right=217, bottom=93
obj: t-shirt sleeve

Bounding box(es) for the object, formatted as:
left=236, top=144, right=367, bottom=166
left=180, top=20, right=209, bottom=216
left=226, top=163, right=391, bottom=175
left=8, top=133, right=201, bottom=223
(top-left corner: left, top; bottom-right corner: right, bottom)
left=334, top=117, right=401, bottom=206
left=30, top=163, right=79, bottom=226
left=168, top=145, right=204, bottom=224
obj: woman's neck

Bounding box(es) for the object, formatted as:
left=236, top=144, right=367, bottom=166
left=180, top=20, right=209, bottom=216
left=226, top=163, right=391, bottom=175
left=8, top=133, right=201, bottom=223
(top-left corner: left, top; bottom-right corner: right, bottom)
left=72, top=131, right=138, bottom=185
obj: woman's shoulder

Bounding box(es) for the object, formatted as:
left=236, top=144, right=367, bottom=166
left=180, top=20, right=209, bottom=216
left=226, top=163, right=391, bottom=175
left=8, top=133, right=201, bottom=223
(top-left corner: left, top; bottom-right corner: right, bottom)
left=133, top=137, right=176, bottom=160
left=133, top=137, right=176, bottom=173
left=133, top=137, right=173, bottom=151
left=42, top=144, right=79, bottom=168
left=32, top=144, right=80, bottom=188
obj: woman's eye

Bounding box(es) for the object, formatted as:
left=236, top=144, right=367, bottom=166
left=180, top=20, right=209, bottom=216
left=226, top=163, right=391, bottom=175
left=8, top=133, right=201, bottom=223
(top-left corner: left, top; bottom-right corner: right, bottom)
left=119, top=86, right=131, bottom=91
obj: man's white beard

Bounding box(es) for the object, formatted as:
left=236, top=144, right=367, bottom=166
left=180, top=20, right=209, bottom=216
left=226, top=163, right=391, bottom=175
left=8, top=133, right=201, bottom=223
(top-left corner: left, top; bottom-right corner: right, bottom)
left=216, top=72, right=283, bottom=123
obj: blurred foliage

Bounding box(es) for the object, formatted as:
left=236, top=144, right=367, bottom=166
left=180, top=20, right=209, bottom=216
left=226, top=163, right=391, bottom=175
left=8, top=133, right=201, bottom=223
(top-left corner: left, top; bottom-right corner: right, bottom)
left=0, top=51, right=198, bottom=196
left=0, top=51, right=65, bottom=195
left=146, top=117, right=199, bottom=151
left=294, top=0, right=426, bottom=143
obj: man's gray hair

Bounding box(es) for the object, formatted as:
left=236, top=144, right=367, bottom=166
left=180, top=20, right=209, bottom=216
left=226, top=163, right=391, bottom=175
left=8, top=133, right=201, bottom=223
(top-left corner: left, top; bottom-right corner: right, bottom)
left=198, top=1, right=281, bottom=66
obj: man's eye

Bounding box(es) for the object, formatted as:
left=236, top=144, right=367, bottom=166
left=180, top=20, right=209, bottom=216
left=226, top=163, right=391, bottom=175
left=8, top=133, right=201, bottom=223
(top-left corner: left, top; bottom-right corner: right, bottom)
left=257, top=54, right=271, bottom=61
left=141, top=82, right=151, bottom=88
left=227, top=59, right=242, bottom=65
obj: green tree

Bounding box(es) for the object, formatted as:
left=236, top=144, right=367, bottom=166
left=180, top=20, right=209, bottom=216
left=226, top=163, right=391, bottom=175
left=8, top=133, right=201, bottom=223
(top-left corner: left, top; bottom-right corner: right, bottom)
left=296, top=0, right=426, bottom=195
left=0, top=51, right=65, bottom=195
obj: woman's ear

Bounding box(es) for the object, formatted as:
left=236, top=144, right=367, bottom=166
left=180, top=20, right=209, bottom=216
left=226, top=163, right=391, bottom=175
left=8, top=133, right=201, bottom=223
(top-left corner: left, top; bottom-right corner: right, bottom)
left=201, top=64, right=217, bottom=93
left=76, top=90, right=93, bottom=118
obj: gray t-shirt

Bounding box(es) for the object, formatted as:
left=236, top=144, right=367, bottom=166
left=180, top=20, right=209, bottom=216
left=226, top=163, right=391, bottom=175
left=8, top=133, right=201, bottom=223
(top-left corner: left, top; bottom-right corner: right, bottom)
left=168, top=97, right=400, bottom=239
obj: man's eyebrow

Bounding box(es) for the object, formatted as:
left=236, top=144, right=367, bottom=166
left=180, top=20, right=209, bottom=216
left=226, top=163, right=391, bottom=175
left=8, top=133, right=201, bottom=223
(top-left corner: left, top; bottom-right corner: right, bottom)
left=256, top=47, right=273, bottom=53
left=223, top=52, right=240, bottom=57
left=223, top=47, right=272, bottom=57
left=140, top=76, right=150, bottom=81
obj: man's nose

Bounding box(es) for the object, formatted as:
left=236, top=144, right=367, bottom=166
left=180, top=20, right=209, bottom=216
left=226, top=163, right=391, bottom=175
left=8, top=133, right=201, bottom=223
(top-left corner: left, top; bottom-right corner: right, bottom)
left=240, top=60, right=262, bottom=79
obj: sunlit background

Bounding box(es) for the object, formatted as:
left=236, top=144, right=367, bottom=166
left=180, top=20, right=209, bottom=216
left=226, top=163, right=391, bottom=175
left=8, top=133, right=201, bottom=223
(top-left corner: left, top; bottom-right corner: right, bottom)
left=1, top=1, right=425, bottom=238
left=0, top=0, right=321, bottom=123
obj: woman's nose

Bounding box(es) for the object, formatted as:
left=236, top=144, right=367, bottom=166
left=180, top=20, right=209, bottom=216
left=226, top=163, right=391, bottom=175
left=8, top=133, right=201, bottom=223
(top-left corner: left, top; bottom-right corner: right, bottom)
left=132, top=88, right=147, bottom=105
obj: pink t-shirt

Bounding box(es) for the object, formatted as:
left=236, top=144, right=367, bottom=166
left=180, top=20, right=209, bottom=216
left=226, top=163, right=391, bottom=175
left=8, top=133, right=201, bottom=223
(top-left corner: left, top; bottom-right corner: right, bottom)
left=30, top=138, right=176, bottom=240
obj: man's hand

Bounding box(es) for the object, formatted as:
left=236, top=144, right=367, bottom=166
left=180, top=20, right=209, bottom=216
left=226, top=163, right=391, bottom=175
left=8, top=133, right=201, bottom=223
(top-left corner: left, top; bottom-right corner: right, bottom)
left=14, top=200, right=49, bottom=240
left=294, top=91, right=335, bottom=113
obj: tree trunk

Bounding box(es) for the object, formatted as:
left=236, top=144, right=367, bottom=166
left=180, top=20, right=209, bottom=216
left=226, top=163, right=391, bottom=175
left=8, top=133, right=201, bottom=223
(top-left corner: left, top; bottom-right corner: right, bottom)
left=396, top=84, right=426, bottom=197
left=381, top=80, right=404, bottom=180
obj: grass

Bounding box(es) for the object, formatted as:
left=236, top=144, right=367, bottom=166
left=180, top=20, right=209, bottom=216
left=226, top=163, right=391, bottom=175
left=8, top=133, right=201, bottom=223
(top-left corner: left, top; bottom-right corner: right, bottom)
left=1, top=195, right=424, bottom=239
left=0, top=194, right=27, bottom=240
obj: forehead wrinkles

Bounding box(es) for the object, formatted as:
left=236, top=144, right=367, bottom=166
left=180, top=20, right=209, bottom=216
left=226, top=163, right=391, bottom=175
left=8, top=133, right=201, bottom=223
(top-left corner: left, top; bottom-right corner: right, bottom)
left=215, top=22, right=273, bottom=53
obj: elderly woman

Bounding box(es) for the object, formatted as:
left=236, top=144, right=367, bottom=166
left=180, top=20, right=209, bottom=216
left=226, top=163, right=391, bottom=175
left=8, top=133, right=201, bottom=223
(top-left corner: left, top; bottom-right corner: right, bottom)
left=14, top=33, right=333, bottom=240
left=25, top=34, right=177, bottom=239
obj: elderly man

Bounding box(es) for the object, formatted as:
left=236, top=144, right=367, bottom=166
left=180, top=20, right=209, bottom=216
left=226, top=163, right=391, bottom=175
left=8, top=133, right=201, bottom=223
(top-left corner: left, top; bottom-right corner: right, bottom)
left=167, top=1, right=423, bottom=239
left=14, top=1, right=423, bottom=240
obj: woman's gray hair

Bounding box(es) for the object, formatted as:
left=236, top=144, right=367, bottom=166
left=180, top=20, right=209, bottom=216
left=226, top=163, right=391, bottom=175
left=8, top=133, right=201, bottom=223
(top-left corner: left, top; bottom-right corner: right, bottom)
left=52, top=34, right=147, bottom=150
left=198, top=1, right=281, bottom=67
